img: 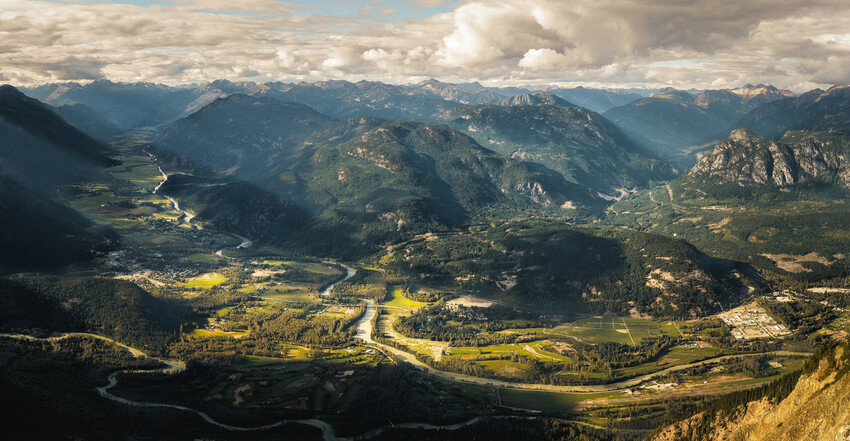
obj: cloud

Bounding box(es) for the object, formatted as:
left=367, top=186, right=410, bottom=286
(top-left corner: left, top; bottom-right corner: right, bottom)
left=518, top=48, right=569, bottom=71
left=1, top=0, right=849, bottom=90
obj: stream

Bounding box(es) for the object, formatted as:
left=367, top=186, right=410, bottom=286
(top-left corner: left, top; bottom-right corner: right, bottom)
left=321, top=264, right=357, bottom=296
left=0, top=331, right=527, bottom=441
left=73, top=152, right=799, bottom=437
left=214, top=234, right=253, bottom=257
left=152, top=163, right=196, bottom=226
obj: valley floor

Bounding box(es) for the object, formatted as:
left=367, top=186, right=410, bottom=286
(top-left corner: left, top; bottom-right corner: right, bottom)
left=5, top=132, right=848, bottom=440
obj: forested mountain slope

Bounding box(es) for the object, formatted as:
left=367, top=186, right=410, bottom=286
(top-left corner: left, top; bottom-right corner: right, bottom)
left=437, top=93, right=676, bottom=194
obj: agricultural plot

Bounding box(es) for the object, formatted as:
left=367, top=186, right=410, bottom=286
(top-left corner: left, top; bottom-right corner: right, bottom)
left=260, top=284, right=315, bottom=302
left=187, top=253, right=221, bottom=264
left=380, top=285, right=430, bottom=309
left=499, top=389, right=621, bottom=412
left=178, top=272, right=227, bottom=289
left=477, top=359, right=535, bottom=377
left=543, top=316, right=683, bottom=345
left=190, top=328, right=248, bottom=338
left=261, top=260, right=343, bottom=276
left=613, top=346, right=719, bottom=378
left=107, top=156, right=164, bottom=191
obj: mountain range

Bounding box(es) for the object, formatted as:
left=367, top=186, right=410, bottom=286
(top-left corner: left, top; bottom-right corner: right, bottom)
left=603, top=84, right=795, bottom=165
left=4, top=76, right=850, bottom=440
left=154, top=93, right=602, bottom=245
left=436, top=92, right=676, bottom=194
left=8, top=78, right=850, bottom=266
left=737, top=85, right=850, bottom=139
left=0, top=85, right=118, bottom=271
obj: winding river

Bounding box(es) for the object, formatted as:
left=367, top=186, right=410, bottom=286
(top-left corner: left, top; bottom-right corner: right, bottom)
left=321, top=264, right=357, bottom=296
left=0, top=331, right=528, bottom=441
left=0, top=296, right=811, bottom=440
left=151, top=163, right=196, bottom=226
left=66, top=152, right=810, bottom=437
left=214, top=234, right=253, bottom=257
left=354, top=304, right=812, bottom=393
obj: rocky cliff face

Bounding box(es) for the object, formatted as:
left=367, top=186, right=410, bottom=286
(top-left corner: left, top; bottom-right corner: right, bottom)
left=653, top=344, right=850, bottom=441
left=679, top=128, right=850, bottom=196
left=496, top=91, right=572, bottom=107
left=688, top=129, right=802, bottom=187
left=730, top=84, right=795, bottom=107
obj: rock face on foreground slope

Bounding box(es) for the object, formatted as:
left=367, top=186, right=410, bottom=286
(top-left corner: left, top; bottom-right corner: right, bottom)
left=653, top=343, right=850, bottom=441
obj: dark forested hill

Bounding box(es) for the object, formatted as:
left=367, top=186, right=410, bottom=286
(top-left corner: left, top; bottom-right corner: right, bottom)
left=155, top=94, right=338, bottom=174
left=0, top=85, right=117, bottom=188
left=382, top=220, right=755, bottom=319
left=0, top=86, right=119, bottom=271
left=0, top=176, right=116, bottom=272
left=0, top=275, right=183, bottom=350
left=155, top=95, right=602, bottom=250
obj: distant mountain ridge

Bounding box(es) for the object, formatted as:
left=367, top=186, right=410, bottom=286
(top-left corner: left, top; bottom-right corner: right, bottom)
left=736, top=85, right=850, bottom=139
left=603, top=84, right=795, bottom=163
left=496, top=91, right=572, bottom=107
left=546, top=86, right=644, bottom=113
left=21, top=79, right=197, bottom=130
left=415, top=79, right=506, bottom=104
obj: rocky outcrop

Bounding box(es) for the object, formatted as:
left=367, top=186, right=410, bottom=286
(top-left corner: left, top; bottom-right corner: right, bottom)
left=653, top=344, right=850, bottom=441
left=680, top=129, right=850, bottom=195
left=497, top=92, right=572, bottom=107
left=689, top=129, right=801, bottom=186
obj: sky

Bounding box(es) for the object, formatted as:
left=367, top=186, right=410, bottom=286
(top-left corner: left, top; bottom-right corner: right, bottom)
left=1, top=0, right=849, bottom=91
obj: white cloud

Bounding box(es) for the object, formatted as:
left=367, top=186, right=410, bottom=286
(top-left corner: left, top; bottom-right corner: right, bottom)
left=0, top=0, right=849, bottom=91
left=518, top=48, right=568, bottom=71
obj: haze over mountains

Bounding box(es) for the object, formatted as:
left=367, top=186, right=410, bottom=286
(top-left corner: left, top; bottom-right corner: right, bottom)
left=436, top=91, right=675, bottom=195
left=603, top=84, right=796, bottom=166
left=155, top=92, right=602, bottom=248
left=0, top=85, right=117, bottom=271
left=6, top=77, right=845, bottom=264
left=2, top=76, right=843, bottom=285
left=6, top=78, right=831, bottom=226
